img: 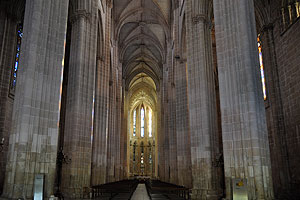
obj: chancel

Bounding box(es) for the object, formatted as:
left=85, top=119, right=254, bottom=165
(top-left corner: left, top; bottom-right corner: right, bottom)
left=0, top=0, right=299, bottom=200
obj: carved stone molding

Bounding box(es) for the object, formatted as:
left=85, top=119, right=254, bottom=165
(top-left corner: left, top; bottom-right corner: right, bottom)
left=107, top=0, right=113, bottom=8
left=69, top=10, right=92, bottom=24
left=262, top=23, right=274, bottom=32
left=192, top=14, right=207, bottom=24
left=192, top=14, right=212, bottom=29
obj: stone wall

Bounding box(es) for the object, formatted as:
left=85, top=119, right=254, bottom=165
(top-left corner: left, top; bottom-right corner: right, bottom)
left=254, top=1, right=300, bottom=198
left=0, top=4, right=17, bottom=194
left=272, top=1, right=300, bottom=197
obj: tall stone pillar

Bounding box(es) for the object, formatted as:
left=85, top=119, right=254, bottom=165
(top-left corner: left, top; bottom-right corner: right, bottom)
left=158, top=61, right=168, bottom=182
left=166, top=43, right=178, bottom=184
left=122, top=79, right=129, bottom=179
left=213, top=0, right=274, bottom=199
left=116, top=62, right=124, bottom=180
left=1, top=0, right=69, bottom=199
left=186, top=0, right=221, bottom=199
left=115, top=63, right=122, bottom=181
left=61, top=1, right=97, bottom=197
left=107, top=45, right=117, bottom=182
left=175, top=58, right=192, bottom=188
left=91, top=6, right=111, bottom=186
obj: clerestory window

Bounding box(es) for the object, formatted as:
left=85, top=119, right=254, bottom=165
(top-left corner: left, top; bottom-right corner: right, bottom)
left=257, top=35, right=267, bottom=101
left=9, top=23, right=23, bottom=96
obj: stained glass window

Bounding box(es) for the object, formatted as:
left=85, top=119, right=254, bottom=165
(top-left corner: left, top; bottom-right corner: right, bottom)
left=133, top=110, right=136, bottom=136
left=257, top=35, right=267, bottom=100
left=149, top=141, right=152, bottom=164
left=133, top=141, right=136, bottom=161
left=149, top=109, right=152, bottom=137
left=141, top=142, right=144, bottom=164
left=10, top=24, right=23, bottom=93
left=141, top=107, right=145, bottom=137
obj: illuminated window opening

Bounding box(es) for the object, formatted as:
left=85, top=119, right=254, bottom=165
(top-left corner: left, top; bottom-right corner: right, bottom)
left=141, top=106, right=145, bottom=137
left=10, top=23, right=23, bottom=95
left=133, top=109, right=136, bottom=136
left=149, top=109, right=152, bottom=137
left=257, top=35, right=267, bottom=101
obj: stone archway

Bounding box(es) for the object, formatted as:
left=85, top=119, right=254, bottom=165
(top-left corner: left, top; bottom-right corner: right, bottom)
left=126, top=76, right=158, bottom=178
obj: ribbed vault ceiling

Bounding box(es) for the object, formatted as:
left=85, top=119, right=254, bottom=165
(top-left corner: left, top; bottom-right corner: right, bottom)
left=114, top=0, right=171, bottom=92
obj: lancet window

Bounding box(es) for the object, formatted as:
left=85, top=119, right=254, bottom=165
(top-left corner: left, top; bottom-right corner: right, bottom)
left=281, top=0, right=300, bottom=31
left=133, top=109, right=136, bottom=136
left=10, top=23, right=23, bottom=95
left=149, top=109, right=152, bottom=137
left=257, top=35, right=267, bottom=101
left=141, top=106, right=145, bottom=138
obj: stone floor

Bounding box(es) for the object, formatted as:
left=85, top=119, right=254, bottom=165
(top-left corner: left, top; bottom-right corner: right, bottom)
left=131, top=184, right=150, bottom=200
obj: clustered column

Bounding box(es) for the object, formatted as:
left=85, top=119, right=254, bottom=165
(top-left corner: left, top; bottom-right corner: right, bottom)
left=1, top=0, right=69, bottom=198
left=213, top=0, right=274, bottom=199
left=91, top=6, right=112, bottom=185
left=166, top=42, right=178, bottom=184
left=186, top=0, right=221, bottom=199
left=61, top=4, right=97, bottom=198
left=174, top=57, right=192, bottom=188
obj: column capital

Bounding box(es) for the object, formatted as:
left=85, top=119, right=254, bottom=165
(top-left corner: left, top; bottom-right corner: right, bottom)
left=192, top=14, right=212, bottom=29
left=262, top=23, right=274, bottom=32
left=192, top=14, right=207, bottom=24
left=69, top=10, right=91, bottom=24
left=107, top=0, right=113, bottom=9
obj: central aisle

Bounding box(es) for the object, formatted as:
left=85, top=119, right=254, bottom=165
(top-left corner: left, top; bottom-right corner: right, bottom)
left=131, top=183, right=150, bottom=200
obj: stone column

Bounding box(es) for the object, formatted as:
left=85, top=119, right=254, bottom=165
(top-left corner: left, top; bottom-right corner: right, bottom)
left=115, top=63, right=122, bottom=180
left=122, top=79, right=129, bottom=179
left=61, top=1, right=97, bottom=197
left=107, top=45, right=117, bottom=182
left=91, top=6, right=112, bottom=185
left=213, top=0, right=274, bottom=199
left=186, top=0, right=221, bottom=199
left=116, top=62, right=124, bottom=180
left=166, top=43, right=178, bottom=184
left=175, top=59, right=192, bottom=188
left=158, top=65, right=167, bottom=181
left=1, top=0, right=68, bottom=199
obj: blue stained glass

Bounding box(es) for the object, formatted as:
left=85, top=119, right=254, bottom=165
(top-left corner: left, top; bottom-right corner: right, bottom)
left=11, top=24, right=23, bottom=91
